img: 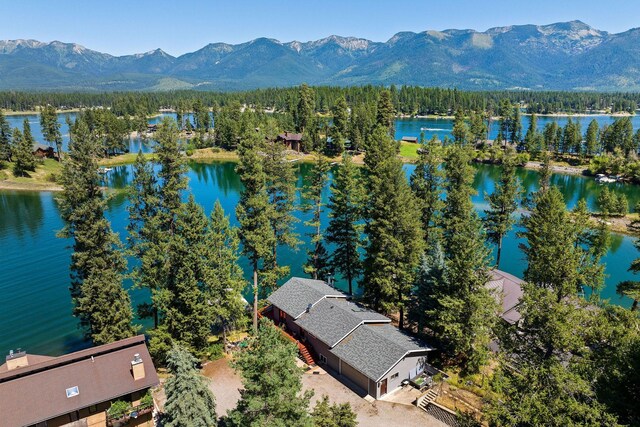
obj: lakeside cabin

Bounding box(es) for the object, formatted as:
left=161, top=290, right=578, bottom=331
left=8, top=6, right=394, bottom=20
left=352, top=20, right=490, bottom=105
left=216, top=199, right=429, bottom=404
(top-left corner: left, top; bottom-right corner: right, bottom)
left=276, top=131, right=303, bottom=152
left=0, top=335, right=159, bottom=427
left=263, top=277, right=436, bottom=399
left=401, top=136, right=419, bottom=143
left=32, top=143, right=55, bottom=159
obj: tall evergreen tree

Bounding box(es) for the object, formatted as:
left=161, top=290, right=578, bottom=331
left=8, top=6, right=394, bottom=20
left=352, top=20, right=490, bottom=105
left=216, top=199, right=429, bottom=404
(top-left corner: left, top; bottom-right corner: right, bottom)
left=409, top=242, right=445, bottom=334
left=469, top=111, right=487, bottom=145
left=433, top=146, right=497, bottom=371
left=206, top=200, right=247, bottom=343
left=40, top=104, right=63, bottom=160
left=331, top=96, right=349, bottom=138
left=164, top=345, right=217, bottom=427
left=452, top=109, right=469, bottom=146
left=509, top=105, right=522, bottom=144
left=585, top=119, right=600, bottom=156
left=11, top=128, right=36, bottom=177
left=484, top=152, right=521, bottom=267
left=262, top=134, right=299, bottom=292
left=326, top=153, right=365, bottom=295
left=236, top=130, right=276, bottom=331
left=58, top=120, right=135, bottom=344
left=410, top=135, right=444, bottom=244
left=303, top=151, right=331, bottom=280
left=362, top=127, right=424, bottom=329
left=295, top=84, right=315, bottom=134
left=375, top=90, right=395, bottom=136
left=226, top=318, right=313, bottom=427
left=0, top=110, right=12, bottom=163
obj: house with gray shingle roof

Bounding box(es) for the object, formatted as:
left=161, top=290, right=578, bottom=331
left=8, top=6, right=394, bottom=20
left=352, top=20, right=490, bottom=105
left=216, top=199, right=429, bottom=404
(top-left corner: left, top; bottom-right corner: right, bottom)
left=267, top=277, right=435, bottom=399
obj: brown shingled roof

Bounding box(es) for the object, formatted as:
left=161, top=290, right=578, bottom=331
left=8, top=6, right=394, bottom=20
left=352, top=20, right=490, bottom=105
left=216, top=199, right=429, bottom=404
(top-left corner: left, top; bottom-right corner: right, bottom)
left=0, top=335, right=159, bottom=427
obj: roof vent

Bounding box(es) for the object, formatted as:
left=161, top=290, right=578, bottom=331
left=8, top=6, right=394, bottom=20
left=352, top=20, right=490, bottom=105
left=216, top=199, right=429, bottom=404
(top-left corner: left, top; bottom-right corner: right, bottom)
left=66, top=386, right=79, bottom=398
left=306, top=303, right=312, bottom=313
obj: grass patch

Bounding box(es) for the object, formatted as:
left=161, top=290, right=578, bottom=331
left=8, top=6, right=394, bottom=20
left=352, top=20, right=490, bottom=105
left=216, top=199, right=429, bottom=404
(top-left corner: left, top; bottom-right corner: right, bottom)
left=99, top=152, right=158, bottom=166
left=399, top=141, right=420, bottom=160
left=0, top=158, right=64, bottom=191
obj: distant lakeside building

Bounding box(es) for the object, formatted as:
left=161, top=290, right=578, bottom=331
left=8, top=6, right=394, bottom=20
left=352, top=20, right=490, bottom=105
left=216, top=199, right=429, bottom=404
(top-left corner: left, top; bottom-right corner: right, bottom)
left=0, top=335, right=159, bottom=427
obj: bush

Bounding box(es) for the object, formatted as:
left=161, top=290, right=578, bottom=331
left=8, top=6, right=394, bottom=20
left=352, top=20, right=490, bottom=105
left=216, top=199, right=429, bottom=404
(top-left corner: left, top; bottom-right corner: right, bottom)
left=107, top=400, right=132, bottom=419
left=205, top=342, right=224, bottom=361
left=597, top=186, right=628, bottom=217
left=514, top=152, right=530, bottom=166
left=140, top=391, right=154, bottom=409
left=211, top=147, right=221, bottom=153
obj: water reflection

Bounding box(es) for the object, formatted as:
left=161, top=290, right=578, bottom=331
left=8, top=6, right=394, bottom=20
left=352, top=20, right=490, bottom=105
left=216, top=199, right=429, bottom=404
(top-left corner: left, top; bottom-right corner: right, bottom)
left=0, top=191, right=44, bottom=238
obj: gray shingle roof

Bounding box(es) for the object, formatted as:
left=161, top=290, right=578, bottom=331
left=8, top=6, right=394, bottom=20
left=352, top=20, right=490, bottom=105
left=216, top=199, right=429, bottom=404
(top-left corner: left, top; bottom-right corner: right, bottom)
left=295, top=298, right=390, bottom=347
left=488, top=269, right=524, bottom=324
left=330, top=323, right=433, bottom=381
left=267, top=277, right=347, bottom=319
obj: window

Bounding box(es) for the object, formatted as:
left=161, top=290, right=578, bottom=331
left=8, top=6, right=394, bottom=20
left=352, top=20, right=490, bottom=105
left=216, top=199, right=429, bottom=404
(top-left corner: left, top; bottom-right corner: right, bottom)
left=391, top=373, right=399, bottom=380
left=319, top=354, right=327, bottom=364
left=89, top=404, right=98, bottom=414
left=65, top=386, right=79, bottom=398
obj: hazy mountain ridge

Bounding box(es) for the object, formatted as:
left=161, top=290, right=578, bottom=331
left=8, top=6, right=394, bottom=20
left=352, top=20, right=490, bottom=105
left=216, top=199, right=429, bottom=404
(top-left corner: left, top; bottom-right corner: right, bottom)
left=1, top=20, right=639, bottom=91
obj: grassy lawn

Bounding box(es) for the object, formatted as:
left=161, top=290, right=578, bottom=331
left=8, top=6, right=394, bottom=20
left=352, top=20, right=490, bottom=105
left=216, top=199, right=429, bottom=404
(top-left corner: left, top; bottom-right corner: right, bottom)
left=399, top=141, right=420, bottom=160
left=0, top=158, right=63, bottom=191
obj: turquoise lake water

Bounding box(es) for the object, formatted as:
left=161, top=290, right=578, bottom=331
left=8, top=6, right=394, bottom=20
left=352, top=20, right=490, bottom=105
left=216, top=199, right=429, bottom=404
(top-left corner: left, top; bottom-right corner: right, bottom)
left=1, top=114, right=639, bottom=357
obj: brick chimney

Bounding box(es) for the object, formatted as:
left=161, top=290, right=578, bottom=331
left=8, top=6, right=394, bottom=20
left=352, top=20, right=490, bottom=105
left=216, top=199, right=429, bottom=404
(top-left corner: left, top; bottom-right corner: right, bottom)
left=6, top=350, right=28, bottom=371
left=131, top=353, right=145, bottom=381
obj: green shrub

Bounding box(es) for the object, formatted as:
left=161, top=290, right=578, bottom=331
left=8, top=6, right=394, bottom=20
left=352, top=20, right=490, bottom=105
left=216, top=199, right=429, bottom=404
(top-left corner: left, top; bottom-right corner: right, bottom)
left=205, top=342, right=224, bottom=361
left=107, top=400, right=132, bottom=419
left=211, top=147, right=221, bottom=153
left=140, top=391, right=154, bottom=409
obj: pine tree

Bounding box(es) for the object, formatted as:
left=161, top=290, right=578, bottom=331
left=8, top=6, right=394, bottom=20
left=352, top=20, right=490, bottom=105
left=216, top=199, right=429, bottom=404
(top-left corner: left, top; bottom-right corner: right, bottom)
left=226, top=318, right=313, bottom=427
left=40, top=104, right=63, bottom=160
left=206, top=201, right=247, bottom=343
left=497, top=99, right=512, bottom=147
left=452, top=109, right=469, bottom=146
left=303, top=151, right=331, bottom=280
left=58, top=120, right=135, bottom=344
left=469, top=111, right=487, bottom=146
left=410, top=135, right=444, bottom=244
left=0, top=110, right=12, bottom=163
left=311, top=395, right=358, bottom=427
left=159, top=196, right=212, bottom=353
left=519, top=186, right=582, bottom=302
left=262, top=133, right=299, bottom=293
left=509, top=105, right=522, bottom=144
left=164, top=345, right=217, bottom=427
left=236, top=130, right=276, bottom=331
left=295, top=84, right=315, bottom=134
left=484, top=152, right=521, bottom=267
left=332, top=96, right=349, bottom=138
left=434, top=146, right=497, bottom=371
left=127, top=151, right=161, bottom=323
left=326, top=153, right=365, bottom=295
left=362, top=127, right=424, bottom=329
left=11, top=128, right=36, bottom=177
left=409, top=242, right=445, bottom=334
left=376, top=90, right=395, bottom=136
left=585, top=119, right=600, bottom=156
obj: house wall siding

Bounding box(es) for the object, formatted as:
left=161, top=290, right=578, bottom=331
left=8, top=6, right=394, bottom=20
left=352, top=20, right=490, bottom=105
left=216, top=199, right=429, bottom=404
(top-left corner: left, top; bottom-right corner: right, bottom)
left=340, top=359, right=370, bottom=395
left=377, top=353, right=430, bottom=397
left=305, top=333, right=339, bottom=372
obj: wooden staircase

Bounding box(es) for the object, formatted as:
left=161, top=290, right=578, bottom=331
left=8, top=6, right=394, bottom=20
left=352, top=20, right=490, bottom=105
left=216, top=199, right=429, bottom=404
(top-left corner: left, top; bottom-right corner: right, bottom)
left=417, top=388, right=439, bottom=410
left=257, top=305, right=317, bottom=366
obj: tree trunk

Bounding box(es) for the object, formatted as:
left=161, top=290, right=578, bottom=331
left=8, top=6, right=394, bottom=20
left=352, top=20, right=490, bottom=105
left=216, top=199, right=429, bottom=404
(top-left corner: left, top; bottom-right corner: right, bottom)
left=496, top=237, right=503, bottom=268
left=253, top=262, right=258, bottom=332
left=399, top=305, right=404, bottom=330
left=55, top=142, right=62, bottom=162
left=347, top=272, right=353, bottom=295
left=632, top=299, right=638, bottom=312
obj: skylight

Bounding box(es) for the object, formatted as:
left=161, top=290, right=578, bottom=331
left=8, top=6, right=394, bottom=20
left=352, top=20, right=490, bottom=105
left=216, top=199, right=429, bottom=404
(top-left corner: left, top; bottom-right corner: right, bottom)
left=65, top=386, right=79, bottom=398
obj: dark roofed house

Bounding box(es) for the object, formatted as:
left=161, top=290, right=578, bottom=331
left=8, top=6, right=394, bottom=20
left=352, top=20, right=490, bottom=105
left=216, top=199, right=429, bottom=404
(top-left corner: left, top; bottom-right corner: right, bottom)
left=276, top=131, right=303, bottom=152
left=0, top=335, right=159, bottom=427
left=266, top=277, right=435, bottom=399
left=401, top=136, right=419, bottom=143
left=33, top=143, right=55, bottom=159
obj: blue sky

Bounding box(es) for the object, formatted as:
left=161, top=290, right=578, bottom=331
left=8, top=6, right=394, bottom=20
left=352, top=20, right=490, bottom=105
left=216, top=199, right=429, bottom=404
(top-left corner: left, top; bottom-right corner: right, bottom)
left=1, top=0, right=638, bottom=56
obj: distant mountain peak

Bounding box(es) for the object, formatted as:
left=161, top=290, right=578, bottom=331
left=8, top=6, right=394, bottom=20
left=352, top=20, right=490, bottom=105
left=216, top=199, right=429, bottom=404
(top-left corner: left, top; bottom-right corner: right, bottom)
left=0, top=21, right=638, bottom=91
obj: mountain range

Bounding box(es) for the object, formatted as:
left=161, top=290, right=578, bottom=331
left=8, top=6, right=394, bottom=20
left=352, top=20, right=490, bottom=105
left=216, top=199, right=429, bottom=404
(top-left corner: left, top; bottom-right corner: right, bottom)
left=1, top=21, right=640, bottom=92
